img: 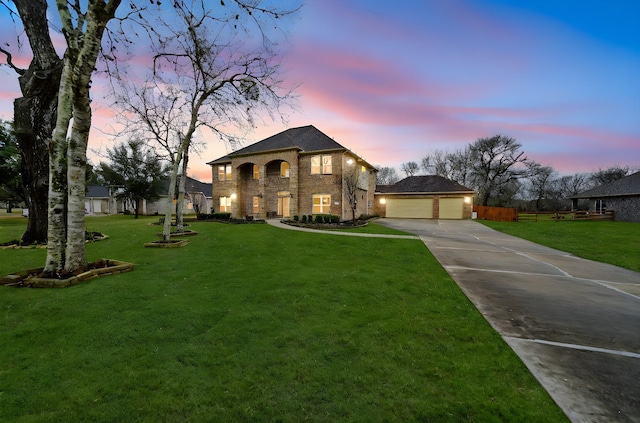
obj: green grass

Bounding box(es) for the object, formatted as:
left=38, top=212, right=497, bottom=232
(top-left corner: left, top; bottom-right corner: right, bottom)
left=0, top=215, right=567, bottom=422
left=479, top=219, right=640, bottom=272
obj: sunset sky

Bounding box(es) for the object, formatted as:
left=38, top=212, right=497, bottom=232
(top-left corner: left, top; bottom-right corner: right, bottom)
left=1, top=0, right=639, bottom=183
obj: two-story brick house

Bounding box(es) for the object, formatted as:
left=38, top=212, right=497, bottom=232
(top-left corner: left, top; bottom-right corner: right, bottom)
left=207, top=125, right=377, bottom=220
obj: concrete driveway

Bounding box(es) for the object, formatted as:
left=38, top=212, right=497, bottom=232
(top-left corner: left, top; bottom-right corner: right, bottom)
left=377, top=218, right=640, bottom=423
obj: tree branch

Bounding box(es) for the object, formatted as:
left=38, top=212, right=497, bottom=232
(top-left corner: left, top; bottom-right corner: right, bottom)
left=0, top=46, right=26, bottom=75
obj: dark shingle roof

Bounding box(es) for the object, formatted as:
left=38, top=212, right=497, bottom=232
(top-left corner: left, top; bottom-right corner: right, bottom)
left=571, top=171, right=640, bottom=199
left=86, top=185, right=110, bottom=197
left=158, top=176, right=212, bottom=196
left=207, top=125, right=346, bottom=164
left=377, top=175, right=474, bottom=194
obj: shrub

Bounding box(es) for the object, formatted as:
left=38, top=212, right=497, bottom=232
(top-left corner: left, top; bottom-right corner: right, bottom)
left=330, top=215, right=340, bottom=223
left=293, top=215, right=299, bottom=221
left=315, top=215, right=324, bottom=224
left=301, top=215, right=307, bottom=223
left=197, top=213, right=231, bottom=221
left=307, top=215, right=313, bottom=222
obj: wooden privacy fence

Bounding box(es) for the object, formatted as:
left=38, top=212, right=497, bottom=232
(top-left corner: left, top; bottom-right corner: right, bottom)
left=474, top=206, right=615, bottom=222
left=473, top=205, right=518, bottom=222
left=518, top=210, right=615, bottom=222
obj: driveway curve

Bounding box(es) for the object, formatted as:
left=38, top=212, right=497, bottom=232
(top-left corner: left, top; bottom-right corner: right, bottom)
left=376, top=218, right=640, bottom=423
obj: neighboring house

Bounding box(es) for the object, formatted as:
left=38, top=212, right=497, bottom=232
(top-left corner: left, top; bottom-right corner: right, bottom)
left=145, top=176, right=213, bottom=215
left=374, top=175, right=475, bottom=219
left=571, top=171, right=640, bottom=222
left=207, top=125, right=377, bottom=220
left=85, top=185, right=113, bottom=214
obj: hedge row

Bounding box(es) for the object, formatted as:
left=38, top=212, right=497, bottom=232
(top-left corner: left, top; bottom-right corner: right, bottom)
left=293, top=214, right=340, bottom=224
left=197, top=213, right=232, bottom=220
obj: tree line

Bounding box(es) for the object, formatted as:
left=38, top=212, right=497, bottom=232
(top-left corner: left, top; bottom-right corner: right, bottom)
left=376, top=134, right=635, bottom=210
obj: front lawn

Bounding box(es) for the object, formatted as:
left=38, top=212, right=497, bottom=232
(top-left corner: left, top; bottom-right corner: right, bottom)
left=0, top=215, right=567, bottom=421
left=479, top=219, right=640, bottom=272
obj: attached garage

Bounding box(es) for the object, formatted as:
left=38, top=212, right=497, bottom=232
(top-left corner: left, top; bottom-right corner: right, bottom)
left=375, top=175, right=475, bottom=220
left=439, top=197, right=464, bottom=219
left=386, top=198, right=433, bottom=218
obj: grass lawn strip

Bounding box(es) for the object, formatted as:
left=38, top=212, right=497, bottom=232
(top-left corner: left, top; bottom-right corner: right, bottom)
left=0, top=215, right=567, bottom=421
left=479, top=219, right=640, bottom=272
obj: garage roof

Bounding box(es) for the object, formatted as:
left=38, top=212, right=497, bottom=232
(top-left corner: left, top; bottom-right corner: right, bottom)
left=377, top=175, right=474, bottom=194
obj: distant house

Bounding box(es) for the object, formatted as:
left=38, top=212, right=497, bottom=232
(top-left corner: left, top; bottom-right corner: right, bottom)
left=145, top=176, right=213, bottom=215
left=571, top=171, right=640, bottom=222
left=374, top=175, right=475, bottom=219
left=207, top=125, right=377, bottom=220
left=85, top=185, right=113, bottom=214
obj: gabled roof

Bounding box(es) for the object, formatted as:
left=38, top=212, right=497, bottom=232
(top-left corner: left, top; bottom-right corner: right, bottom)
left=571, top=171, right=640, bottom=199
left=158, top=176, right=212, bottom=197
left=207, top=125, right=346, bottom=164
left=377, top=175, right=475, bottom=194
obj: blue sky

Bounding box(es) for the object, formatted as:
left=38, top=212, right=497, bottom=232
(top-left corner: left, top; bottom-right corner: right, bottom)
left=1, top=0, right=639, bottom=182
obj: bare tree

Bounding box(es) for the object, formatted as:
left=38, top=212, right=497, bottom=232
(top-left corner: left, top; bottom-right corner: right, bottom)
left=468, top=135, right=532, bottom=206
left=558, top=173, right=591, bottom=197
left=400, top=161, right=419, bottom=177
left=343, top=160, right=363, bottom=224
left=590, top=166, right=631, bottom=186
left=421, top=147, right=473, bottom=187
left=0, top=0, right=63, bottom=244
left=525, top=164, right=560, bottom=211
left=375, top=166, right=399, bottom=185
left=110, top=1, right=299, bottom=241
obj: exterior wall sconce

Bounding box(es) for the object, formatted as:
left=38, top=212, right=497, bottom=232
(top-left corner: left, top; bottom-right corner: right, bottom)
left=380, top=198, right=386, bottom=204
left=230, top=193, right=237, bottom=200
left=346, top=158, right=354, bottom=165
left=464, top=197, right=471, bottom=204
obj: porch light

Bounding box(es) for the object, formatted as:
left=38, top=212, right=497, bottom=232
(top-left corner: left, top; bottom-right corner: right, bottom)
left=230, top=193, right=237, bottom=200
left=346, top=158, right=354, bottom=165
left=380, top=198, right=386, bottom=204
left=464, top=197, right=471, bottom=204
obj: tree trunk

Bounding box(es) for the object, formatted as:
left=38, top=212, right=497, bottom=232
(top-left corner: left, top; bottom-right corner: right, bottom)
left=12, top=0, right=63, bottom=244
left=44, top=58, right=73, bottom=274
left=134, top=199, right=140, bottom=219
left=64, top=94, right=91, bottom=273
left=163, top=148, right=185, bottom=241
left=43, top=0, right=122, bottom=273
left=175, top=151, right=189, bottom=233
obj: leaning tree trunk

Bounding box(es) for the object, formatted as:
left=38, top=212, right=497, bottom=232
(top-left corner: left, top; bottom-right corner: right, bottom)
left=163, top=148, right=184, bottom=241
left=175, top=150, right=189, bottom=233
left=11, top=0, right=63, bottom=244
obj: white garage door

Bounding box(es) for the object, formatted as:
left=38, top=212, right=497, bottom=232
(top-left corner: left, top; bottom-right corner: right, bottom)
left=386, top=198, right=433, bottom=218
left=439, top=197, right=464, bottom=219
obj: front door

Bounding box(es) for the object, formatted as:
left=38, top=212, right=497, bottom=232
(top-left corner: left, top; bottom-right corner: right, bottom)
left=277, top=191, right=290, bottom=218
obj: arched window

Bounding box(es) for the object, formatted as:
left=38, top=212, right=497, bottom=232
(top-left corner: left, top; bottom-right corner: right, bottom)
left=280, top=162, right=290, bottom=178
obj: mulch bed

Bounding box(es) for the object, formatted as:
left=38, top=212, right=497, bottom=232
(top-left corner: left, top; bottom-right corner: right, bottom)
left=0, top=259, right=134, bottom=288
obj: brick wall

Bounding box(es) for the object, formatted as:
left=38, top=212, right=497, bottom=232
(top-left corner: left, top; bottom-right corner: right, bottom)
left=211, top=149, right=377, bottom=220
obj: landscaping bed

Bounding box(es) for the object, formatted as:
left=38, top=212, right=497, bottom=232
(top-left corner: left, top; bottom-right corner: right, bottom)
left=0, top=259, right=134, bottom=288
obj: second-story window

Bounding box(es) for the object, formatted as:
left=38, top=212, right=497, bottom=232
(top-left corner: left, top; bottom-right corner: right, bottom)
left=253, top=164, right=259, bottom=180
left=218, top=164, right=232, bottom=181
left=322, top=156, right=332, bottom=174
left=311, top=155, right=332, bottom=175
left=225, top=164, right=232, bottom=180
left=281, top=162, right=290, bottom=178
